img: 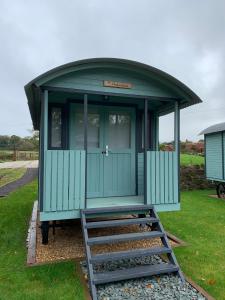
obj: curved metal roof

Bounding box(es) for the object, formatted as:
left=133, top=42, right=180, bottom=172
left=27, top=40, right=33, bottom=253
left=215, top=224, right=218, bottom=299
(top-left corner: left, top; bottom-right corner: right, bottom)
left=24, top=58, right=202, bottom=129
left=200, top=122, right=225, bottom=135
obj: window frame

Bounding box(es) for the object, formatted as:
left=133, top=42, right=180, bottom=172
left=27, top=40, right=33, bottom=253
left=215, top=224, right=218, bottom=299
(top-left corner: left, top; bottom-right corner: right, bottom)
left=48, top=103, right=68, bottom=150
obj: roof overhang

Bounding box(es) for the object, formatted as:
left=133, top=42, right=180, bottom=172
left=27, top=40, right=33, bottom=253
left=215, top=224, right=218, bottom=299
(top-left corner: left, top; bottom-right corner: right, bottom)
left=200, top=122, right=225, bottom=135
left=25, top=58, right=202, bottom=130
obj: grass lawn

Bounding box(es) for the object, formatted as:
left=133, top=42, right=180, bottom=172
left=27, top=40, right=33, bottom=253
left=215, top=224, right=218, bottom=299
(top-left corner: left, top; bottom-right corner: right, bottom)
left=0, top=181, right=85, bottom=300
left=1, top=182, right=224, bottom=300
left=180, top=154, right=204, bottom=166
left=0, top=168, right=26, bottom=187
left=159, top=190, right=225, bottom=300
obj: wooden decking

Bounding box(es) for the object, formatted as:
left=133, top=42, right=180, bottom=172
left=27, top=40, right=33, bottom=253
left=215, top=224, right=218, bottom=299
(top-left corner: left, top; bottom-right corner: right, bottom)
left=87, top=195, right=144, bottom=208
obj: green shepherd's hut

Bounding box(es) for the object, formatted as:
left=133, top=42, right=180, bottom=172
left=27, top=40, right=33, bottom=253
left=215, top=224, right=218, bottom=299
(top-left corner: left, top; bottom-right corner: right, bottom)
left=25, top=58, right=202, bottom=299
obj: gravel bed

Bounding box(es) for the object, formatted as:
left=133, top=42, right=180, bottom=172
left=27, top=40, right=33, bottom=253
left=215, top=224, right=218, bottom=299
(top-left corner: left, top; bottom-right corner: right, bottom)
left=81, top=256, right=206, bottom=300
left=36, top=221, right=177, bottom=263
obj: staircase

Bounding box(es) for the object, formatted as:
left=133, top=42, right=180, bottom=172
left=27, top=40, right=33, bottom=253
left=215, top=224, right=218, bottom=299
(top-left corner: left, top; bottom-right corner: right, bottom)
left=81, top=205, right=184, bottom=300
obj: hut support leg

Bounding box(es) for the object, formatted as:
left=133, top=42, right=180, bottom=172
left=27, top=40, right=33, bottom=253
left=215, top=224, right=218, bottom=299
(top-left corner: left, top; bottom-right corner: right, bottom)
left=41, top=221, right=49, bottom=245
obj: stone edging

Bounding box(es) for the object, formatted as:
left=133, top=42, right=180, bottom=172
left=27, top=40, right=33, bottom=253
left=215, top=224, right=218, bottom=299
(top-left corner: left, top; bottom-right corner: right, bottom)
left=27, top=200, right=38, bottom=265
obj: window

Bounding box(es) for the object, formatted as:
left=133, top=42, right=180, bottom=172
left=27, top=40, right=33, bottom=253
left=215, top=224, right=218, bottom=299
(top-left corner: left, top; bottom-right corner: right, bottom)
left=74, top=112, right=100, bottom=149
left=108, top=113, right=131, bottom=149
left=49, top=106, right=64, bottom=149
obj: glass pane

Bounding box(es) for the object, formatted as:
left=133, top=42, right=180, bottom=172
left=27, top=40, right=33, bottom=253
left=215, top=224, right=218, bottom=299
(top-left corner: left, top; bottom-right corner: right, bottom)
left=74, top=112, right=100, bottom=149
left=88, top=114, right=100, bottom=148
left=74, top=113, right=84, bottom=148
left=108, top=113, right=131, bottom=148
left=51, top=107, right=62, bottom=148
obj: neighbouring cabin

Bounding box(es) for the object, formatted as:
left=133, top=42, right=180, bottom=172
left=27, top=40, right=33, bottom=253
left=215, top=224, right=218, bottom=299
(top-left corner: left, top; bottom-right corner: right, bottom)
left=25, top=58, right=202, bottom=239
left=200, top=122, right=225, bottom=198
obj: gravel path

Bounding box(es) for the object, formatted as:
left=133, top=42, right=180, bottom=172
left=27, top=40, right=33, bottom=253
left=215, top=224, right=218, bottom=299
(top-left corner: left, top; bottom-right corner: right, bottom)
left=81, top=256, right=206, bottom=300
left=0, top=160, right=38, bottom=169
left=0, top=168, right=38, bottom=197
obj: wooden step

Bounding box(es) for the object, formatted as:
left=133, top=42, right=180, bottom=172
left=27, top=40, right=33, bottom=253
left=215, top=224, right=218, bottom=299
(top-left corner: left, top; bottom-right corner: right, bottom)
left=93, top=263, right=179, bottom=284
left=82, top=205, right=153, bottom=215
left=86, top=217, right=158, bottom=229
left=87, top=231, right=164, bottom=245
left=90, top=246, right=171, bottom=263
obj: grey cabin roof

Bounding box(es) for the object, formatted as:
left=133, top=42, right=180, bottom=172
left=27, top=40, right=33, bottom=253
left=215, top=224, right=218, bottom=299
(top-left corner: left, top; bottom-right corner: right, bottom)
left=24, top=58, right=202, bottom=130
left=200, top=122, right=225, bottom=135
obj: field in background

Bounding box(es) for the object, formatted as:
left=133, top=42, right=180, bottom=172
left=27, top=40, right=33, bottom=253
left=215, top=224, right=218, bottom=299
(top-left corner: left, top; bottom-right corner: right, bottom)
left=0, top=150, right=38, bottom=162
left=180, top=154, right=204, bottom=166
left=0, top=150, right=203, bottom=166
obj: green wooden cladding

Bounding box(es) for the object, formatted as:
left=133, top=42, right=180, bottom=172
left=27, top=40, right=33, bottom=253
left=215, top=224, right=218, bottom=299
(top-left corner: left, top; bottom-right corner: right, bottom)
left=138, top=151, right=178, bottom=204
left=43, top=150, right=85, bottom=213
left=205, top=132, right=225, bottom=182
left=147, top=151, right=178, bottom=204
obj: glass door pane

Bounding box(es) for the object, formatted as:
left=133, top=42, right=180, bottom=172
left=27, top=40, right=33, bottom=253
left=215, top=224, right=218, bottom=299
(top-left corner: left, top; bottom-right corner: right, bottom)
left=74, top=112, right=100, bottom=149
left=108, top=113, right=131, bottom=149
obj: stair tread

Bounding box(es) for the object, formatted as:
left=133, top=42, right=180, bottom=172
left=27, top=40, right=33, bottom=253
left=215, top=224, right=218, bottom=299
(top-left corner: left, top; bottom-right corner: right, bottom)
left=82, top=205, right=153, bottom=215
left=90, top=246, right=171, bottom=263
left=88, top=231, right=164, bottom=245
left=86, top=217, right=158, bottom=229
left=93, top=263, right=179, bottom=284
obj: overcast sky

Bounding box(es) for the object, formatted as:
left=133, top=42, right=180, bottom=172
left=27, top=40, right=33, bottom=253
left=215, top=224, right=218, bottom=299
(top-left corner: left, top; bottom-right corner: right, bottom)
left=0, top=0, right=224, bottom=141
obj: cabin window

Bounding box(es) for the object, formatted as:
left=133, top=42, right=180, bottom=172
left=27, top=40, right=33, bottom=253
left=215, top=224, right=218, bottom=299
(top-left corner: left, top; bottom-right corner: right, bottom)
left=49, top=106, right=65, bottom=149
left=108, top=113, right=131, bottom=149
left=74, top=112, right=100, bottom=149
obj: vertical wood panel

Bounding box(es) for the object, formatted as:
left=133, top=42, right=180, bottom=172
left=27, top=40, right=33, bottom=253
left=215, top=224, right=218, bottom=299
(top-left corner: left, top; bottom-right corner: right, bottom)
left=151, top=151, right=156, bottom=204
left=69, top=151, right=75, bottom=210
left=147, top=152, right=150, bottom=203
left=44, top=151, right=52, bottom=211
left=173, top=152, right=178, bottom=204
left=43, top=150, right=85, bottom=213
left=168, top=152, right=173, bottom=204
left=164, top=152, right=169, bottom=204
left=160, top=151, right=165, bottom=204
left=74, top=151, right=80, bottom=209
left=147, top=151, right=178, bottom=205
left=63, top=151, right=69, bottom=210
left=57, top=151, right=64, bottom=211
left=80, top=151, right=86, bottom=209
left=155, top=151, right=160, bottom=204
left=51, top=151, right=58, bottom=211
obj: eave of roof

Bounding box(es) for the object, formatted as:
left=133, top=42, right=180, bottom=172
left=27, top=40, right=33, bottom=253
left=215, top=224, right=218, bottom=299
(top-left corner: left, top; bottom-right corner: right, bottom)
left=24, top=58, right=203, bottom=129
left=200, top=122, right=225, bottom=135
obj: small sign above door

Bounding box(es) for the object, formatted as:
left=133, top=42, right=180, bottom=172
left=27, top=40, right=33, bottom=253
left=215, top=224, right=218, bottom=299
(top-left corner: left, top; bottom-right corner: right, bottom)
left=103, top=80, right=132, bottom=89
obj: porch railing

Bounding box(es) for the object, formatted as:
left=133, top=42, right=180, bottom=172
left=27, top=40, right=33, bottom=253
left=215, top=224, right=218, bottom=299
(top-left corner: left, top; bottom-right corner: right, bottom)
left=43, top=150, right=85, bottom=212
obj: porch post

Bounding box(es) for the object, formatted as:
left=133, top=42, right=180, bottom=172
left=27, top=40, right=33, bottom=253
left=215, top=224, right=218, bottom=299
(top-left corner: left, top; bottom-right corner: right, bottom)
left=174, top=101, right=180, bottom=202
left=155, top=114, right=159, bottom=151
left=144, top=98, right=148, bottom=205
left=39, top=90, right=48, bottom=212
left=84, top=94, right=88, bottom=208
left=174, top=101, right=180, bottom=152
left=43, top=90, right=48, bottom=151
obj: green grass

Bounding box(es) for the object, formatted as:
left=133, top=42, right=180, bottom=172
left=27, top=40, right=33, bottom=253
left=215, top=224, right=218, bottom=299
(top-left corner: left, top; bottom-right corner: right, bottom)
left=180, top=154, right=204, bottom=166
left=0, top=181, right=85, bottom=300
left=159, top=190, right=225, bottom=300
left=1, top=182, right=224, bottom=299
left=0, top=168, right=27, bottom=187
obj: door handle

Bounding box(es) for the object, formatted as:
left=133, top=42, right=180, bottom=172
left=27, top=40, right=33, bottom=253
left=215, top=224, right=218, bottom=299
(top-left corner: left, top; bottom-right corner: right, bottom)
left=102, top=145, right=109, bottom=156
left=105, top=145, right=109, bottom=156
